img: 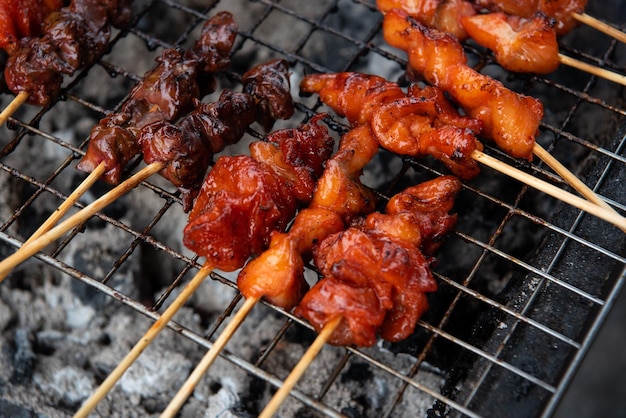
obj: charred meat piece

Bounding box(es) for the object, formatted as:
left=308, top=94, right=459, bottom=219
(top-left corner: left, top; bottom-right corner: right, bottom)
left=237, top=123, right=379, bottom=309
left=4, top=0, right=133, bottom=106
left=138, top=90, right=257, bottom=211
left=242, top=58, right=295, bottom=131
left=136, top=58, right=294, bottom=211
left=76, top=12, right=238, bottom=184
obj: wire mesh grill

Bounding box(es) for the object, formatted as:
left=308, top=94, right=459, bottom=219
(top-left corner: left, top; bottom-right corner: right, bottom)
left=0, top=0, right=624, bottom=417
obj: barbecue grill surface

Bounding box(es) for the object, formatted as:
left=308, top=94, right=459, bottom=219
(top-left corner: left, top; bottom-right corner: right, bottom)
left=0, top=1, right=625, bottom=417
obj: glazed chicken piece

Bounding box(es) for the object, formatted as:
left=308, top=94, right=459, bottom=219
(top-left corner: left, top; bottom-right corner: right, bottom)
left=377, top=0, right=477, bottom=40
left=237, top=124, right=379, bottom=308
left=300, top=72, right=483, bottom=179
left=382, top=8, right=543, bottom=160
left=295, top=175, right=461, bottom=347
left=460, top=12, right=560, bottom=73
left=4, top=0, right=132, bottom=106
left=473, top=0, right=587, bottom=35
left=76, top=12, right=238, bottom=184
left=0, top=0, right=63, bottom=53
left=183, top=115, right=334, bottom=272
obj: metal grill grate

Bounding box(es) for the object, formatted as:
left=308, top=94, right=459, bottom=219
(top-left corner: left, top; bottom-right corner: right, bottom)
left=0, top=0, right=624, bottom=417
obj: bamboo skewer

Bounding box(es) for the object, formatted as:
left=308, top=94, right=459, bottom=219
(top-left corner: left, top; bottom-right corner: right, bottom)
left=471, top=150, right=626, bottom=230
left=573, top=12, right=626, bottom=45
left=0, top=161, right=164, bottom=277
left=558, top=53, right=626, bottom=86
left=258, top=316, right=343, bottom=418
left=160, top=296, right=260, bottom=418
left=0, top=162, right=106, bottom=283
left=73, top=263, right=215, bottom=418
left=532, top=144, right=626, bottom=233
left=0, top=91, right=29, bottom=126
left=1, top=151, right=624, bottom=278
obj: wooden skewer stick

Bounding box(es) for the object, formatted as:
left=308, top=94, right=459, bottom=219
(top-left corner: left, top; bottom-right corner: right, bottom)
left=160, top=296, right=260, bottom=418
left=572, top=13, right=626, bottom=45
left=532, top=144, right=625, bottom=232
left=472, top=150, right=626, bottom=231
left=0, top=91, right=29, bottom=126
left=73, top=263, right=215, bottom=418
left=0, top=162, right=106, bottom=283
left=258, top=316, right=343, bottom=418
left=0, top=161, right=164, bottom=277
left=558, top=53, right=626, bottom=86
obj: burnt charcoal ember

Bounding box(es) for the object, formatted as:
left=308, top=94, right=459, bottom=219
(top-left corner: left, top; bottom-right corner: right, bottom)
left=11, top=328, right=36, bottom=385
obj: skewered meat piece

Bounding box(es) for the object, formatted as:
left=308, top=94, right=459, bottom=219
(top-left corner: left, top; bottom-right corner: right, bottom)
left=237, top=124, right=379, bottom=308
left=237, top=208, right=346, bottom=308
left=460, top=11, right=560, bottom=73
left=300, top=71, right=484, bottom=179
left=295, top=175, right=461, bottom=347
left=136, top=58, right=294, bottom=211
left=472, top=0, right=539, bottom=17
left=377, top=0, right=477, bottom=40
left=4, top=0, right=133, bottom=106
left=539, top=0, right=586, bottom=35
left=183, top=114, right=334, bottom=272
left=242, top=58, right=295, bottom=131
left=381, top=8, right=543, bottom=160
left=76, top=12, right=238, bottom=184
left=473, top=0, right=587, bottom=35
left=138, top=91, right=256, bottom=211
left=0, top=0, right=63, bottom=53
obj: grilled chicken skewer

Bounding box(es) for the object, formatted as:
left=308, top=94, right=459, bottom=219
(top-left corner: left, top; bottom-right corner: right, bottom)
left=161, top=121, right=380, bottom=417
left=260, top=175, right=462, bottom=417
left=0, top=56, right=294, bottom=280
left=73, top=115, right=334, bottom=418
left=471, top=0, right=626, bottom=42
left=376, top=0, right=626, bottom=83
left=0, top=0, right=134, bottom=125
left=301, top=70, right=626, bottom=231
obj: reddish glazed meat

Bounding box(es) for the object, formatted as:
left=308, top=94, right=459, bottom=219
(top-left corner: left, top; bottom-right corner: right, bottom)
left=473, top=0, right=587, bottom=35
left=377, top=0, right=477, bottom=40
left=76, top=12, right=238, bottom=184
left=237, top=122, right=379, bottom=308
left=296, top=176, right=461, bottom=347
left=184, top=116, right=334, bottom=272
left=0, top=0, right=63, bottom=53
left=461, top=12, right=560, bottom=73
left=382, top=9, right=543, bottom=160
left=300, top=71, right=483, bottom=178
